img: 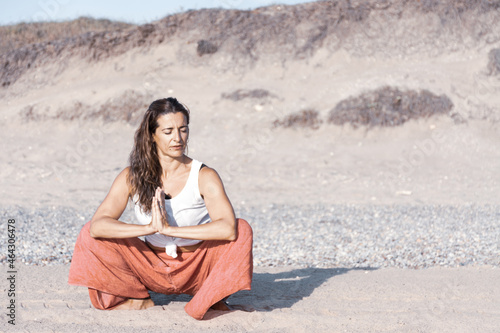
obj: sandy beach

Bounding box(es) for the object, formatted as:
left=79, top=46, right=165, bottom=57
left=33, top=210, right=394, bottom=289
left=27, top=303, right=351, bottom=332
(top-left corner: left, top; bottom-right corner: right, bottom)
left=1, top=1, right=500, bottom=331
left=2, top=265, right=498, bottom=332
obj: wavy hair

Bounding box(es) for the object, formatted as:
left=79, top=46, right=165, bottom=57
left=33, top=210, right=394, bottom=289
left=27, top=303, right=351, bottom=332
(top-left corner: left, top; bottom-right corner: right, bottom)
left=127, top=97, right=190, bottom=213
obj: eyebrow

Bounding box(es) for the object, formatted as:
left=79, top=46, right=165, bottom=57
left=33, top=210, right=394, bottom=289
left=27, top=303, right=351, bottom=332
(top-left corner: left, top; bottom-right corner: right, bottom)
left=162, top=125, right=188, bottom=131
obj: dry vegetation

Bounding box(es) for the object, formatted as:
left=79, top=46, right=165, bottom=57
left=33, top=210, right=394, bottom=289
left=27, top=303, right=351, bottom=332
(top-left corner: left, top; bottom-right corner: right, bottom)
left=273, top=109, right=323, bottom=130
left=328, top=86, right=454, bottom=128
left=197, top=40, right=218, bottom=56
left=488, top=48, right=500, bottom=76
left=221, top=89, right=277, bottom=101
left=20, top=90, right=151, bottom=124
left=273, top=86, right=454, bottom=130
left=2, top=0, right=500, bottom=88
left=0, top=17, right=134, bottom=53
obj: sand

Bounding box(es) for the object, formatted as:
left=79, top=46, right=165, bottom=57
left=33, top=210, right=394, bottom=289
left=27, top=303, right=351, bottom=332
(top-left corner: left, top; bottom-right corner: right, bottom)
left=1, top=265, right=498, bottom=332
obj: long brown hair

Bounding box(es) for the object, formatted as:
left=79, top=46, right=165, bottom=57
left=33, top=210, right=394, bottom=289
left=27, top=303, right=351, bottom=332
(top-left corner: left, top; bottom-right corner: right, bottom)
left=127, top=97, right=190, bottom=213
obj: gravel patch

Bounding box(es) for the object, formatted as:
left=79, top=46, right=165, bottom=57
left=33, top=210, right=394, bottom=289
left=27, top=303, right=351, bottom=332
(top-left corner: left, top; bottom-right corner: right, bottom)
left=1, top=204, right=498, bottom=269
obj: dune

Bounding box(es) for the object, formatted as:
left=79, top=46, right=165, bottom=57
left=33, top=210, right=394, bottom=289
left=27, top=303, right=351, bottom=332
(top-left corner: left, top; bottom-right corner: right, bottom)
left=1, top=0, right=499, bottom=208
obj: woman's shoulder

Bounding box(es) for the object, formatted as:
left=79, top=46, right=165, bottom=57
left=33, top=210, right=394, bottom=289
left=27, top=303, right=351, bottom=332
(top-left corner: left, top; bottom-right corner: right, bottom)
left=198, top=164, right=224, bottom=188
left=198, top=163, right=218, bottom=177
left=197, top=164, right=229, bottom=201
left=117, top=166, right=131, bottom=180
left=110, top=167, right=132, bottom=190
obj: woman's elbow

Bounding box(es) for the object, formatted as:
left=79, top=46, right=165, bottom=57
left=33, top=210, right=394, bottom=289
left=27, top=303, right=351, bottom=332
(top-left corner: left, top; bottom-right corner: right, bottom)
left=225, top=222, right=238, bottom=241
left=89, top=228, right=98, bottom=238
left=89, top=220, right=101, bottom=238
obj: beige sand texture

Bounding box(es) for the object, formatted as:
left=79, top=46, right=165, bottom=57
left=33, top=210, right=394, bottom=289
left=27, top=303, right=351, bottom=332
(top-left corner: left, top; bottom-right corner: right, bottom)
left=2, top=265, right=499, bottom=332
left=1, top=0, right=500, bottom=332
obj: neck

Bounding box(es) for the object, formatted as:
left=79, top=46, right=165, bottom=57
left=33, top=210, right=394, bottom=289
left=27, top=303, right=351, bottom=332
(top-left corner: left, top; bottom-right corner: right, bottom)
left=158, top=154, right=188, bottom=180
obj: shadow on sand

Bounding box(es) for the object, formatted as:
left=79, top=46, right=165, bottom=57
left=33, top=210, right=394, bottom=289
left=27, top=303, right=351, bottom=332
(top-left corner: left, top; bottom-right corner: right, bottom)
left=150, top=266, right=377, bottom=319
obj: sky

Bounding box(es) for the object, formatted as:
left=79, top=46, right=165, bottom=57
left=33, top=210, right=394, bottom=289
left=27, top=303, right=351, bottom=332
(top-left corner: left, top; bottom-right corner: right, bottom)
left=0, top=0, right=314, bottom=26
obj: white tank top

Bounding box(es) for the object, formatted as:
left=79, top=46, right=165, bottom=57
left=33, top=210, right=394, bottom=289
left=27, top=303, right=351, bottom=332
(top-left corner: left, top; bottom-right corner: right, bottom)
left=133, top=159, right=211, bottom=258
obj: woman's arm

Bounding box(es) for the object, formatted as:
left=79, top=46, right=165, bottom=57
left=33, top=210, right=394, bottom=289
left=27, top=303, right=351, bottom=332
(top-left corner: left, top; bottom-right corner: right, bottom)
left=89, top=167, right=155, bottom=238
left=153, top=167, right=237, bottom=241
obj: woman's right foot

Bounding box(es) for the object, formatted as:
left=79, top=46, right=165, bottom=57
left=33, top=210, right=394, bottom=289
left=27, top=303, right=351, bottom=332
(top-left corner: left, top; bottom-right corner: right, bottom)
left=113, top=298, right=155, bottom=310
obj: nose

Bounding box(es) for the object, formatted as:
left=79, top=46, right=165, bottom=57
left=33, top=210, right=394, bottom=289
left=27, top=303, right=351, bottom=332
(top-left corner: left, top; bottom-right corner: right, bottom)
left=173, top=129, right=182, bottom=143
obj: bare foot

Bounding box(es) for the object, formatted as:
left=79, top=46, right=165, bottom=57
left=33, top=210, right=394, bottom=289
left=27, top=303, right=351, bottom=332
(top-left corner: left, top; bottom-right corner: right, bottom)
left=113, top=298, right=155, bottom=310
left=210, top=300, right=231, bottom=311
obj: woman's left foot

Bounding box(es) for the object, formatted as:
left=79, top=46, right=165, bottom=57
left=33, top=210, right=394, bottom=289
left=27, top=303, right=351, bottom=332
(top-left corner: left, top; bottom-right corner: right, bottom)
left=210, top=300, right=231, bottom=311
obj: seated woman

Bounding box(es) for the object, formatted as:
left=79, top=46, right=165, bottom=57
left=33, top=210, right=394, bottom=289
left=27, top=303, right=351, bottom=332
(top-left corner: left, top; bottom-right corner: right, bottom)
left=68, top=97, right=253, bottom=320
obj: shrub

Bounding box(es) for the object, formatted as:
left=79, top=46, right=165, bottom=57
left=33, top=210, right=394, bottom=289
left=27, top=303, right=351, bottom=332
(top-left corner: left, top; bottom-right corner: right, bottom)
left=273, top=109, right=322, bottom=129
left=20, top=90, right=151, bottom=124
left=487, top=48, right=500, bottom=76
left=221, top=89, right=276, bottom=101
left=328, top=86, right=453, bottom=128
left=196, top=40, right=218, bottom=56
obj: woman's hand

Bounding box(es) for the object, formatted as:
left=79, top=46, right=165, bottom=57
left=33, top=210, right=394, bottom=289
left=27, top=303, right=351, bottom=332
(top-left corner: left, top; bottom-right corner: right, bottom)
left=150, top=187, right=171, bottom=235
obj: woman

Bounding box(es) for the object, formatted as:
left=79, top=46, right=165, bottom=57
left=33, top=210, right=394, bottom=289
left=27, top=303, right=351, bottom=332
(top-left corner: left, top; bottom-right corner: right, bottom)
left=68, top=97, right=253, bottom=320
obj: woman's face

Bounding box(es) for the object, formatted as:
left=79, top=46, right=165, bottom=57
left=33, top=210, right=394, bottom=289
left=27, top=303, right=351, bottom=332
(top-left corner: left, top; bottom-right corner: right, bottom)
left=152, top=112, right=189, bottom=158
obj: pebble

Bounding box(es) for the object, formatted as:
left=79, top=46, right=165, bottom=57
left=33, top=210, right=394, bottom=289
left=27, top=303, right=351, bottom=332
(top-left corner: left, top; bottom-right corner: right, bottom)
left=0, top=204, right=498, bottom=269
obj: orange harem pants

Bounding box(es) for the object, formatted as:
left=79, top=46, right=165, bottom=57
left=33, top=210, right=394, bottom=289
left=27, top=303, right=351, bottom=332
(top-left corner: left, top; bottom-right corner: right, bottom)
left=68, top=219, right=253, bottom=320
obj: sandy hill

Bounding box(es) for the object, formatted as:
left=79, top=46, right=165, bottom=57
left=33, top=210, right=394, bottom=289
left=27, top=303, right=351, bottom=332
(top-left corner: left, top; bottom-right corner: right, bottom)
left=0, top=0, right=499, bottom=209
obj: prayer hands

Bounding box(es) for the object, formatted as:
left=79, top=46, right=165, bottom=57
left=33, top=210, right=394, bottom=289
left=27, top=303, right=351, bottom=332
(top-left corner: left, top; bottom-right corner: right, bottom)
left=150, top=187, right=170, bottom=235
